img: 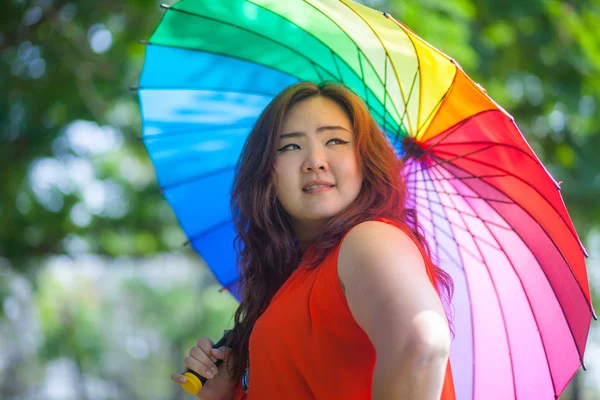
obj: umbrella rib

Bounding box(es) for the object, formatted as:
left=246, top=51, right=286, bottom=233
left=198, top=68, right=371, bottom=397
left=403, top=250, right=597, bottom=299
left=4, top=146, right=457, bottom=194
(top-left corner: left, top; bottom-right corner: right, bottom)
left=386, top=16, right=464, bottom=140
left=431, top=140, right=551, bottom=169
left=356, top=48, right=370, bottom=108
left=435, top=239, right=470, bottom=272
left=428, top=164, right=577, bottom=394
left=427, top=165, right=519, bottom=398
left=416, top=165, right=477, bottom=398
left=407, top=173, right=509, bottom=184
left=141, top=41, right=303, bottom=90
left=137, top=84, right=278, bottom=98
left=408, top=109, right=492, bottom=158
left=412, top=190, right=513, bottom=232
left=412, top=185, right=514, bottom=205
left=160, top=164, right=236, bottom=192
left=309, top=57, right=398, bottom=133
left=331, top=51, right=344, bottom=83
left=419, top=144, right=497, bottom=173
left=311, top=60, right=326, bottom=82
left=402, top=106, right=485, bottom=170
left=155, top=5, right=403, bottom=134
left=416, top=78, right=453, bottom=140
left=218, top=278, right=240, bottom=294
left=413, top=201, right=504, bottom=251
left=394, top=18, right=421, bottom=138
left=419, top=144, right=550, bottom=198
left=394, top=67, right=420, bottom=149
left=337, top=0, right=415, bottom=135
left=184, top=218, right=234, bottom=247
left=430, top=150, right=585, bottom=254
left=405, top=141, right=496, bottom=175
left=427, top=161, right=593, bottom=358
left=249, top=0, right=405, bottom=129
left=414, top=209, right=464, bottom=267
left=414, top=60, right=458, bottom=139
left=142, top=123, right=255, bottom=142
left=420, top=109, right=502, bottom=154
left=415, top=207, right=485, bottom=263
left=382, top=54, right=389, bottom=136
left=164, top=7, right=350, bottom=109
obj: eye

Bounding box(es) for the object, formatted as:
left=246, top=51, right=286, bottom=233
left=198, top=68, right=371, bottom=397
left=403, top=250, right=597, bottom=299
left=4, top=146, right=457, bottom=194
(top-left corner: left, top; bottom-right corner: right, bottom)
left=278, top=143, right=301, bottom=152
left=327, top=138, right=349, bottom=145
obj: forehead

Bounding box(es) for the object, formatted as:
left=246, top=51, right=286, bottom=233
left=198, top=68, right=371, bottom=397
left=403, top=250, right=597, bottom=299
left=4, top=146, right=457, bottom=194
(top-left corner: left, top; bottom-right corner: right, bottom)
left=281, top=96, right=352, bottom=131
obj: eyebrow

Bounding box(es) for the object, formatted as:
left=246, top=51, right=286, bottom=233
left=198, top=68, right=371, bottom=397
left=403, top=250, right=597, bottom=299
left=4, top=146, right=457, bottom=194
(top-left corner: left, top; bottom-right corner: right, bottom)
left=279, top=125, right=352, bottom=139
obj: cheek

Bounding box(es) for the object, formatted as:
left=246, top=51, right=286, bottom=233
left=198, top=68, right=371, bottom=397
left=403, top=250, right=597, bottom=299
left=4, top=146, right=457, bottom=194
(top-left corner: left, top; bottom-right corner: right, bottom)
left=273, top=159, right=298, bottom=197
left=336, top=155, right=362, bottom=186
left=273, top=159, right=294, bottom=183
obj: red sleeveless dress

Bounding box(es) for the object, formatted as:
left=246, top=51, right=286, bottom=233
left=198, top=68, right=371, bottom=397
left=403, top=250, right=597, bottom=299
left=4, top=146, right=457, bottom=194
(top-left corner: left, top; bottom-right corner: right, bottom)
left=232, top=217, right=455, bottom=399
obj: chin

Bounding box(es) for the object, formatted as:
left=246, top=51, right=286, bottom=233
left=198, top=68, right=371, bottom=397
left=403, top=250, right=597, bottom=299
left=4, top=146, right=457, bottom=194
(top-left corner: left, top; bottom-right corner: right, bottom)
left=300, top=205, right=346, bottom=221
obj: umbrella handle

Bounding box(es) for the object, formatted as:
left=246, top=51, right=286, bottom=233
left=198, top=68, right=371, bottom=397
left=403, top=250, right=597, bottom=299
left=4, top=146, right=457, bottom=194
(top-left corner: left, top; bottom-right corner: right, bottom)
left=180, top=330, right=233, bottom=395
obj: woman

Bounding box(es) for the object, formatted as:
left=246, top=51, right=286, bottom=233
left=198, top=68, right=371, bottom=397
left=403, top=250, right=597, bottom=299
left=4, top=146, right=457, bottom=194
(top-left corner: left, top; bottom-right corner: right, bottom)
left=171, top=82, right=455, bottom=399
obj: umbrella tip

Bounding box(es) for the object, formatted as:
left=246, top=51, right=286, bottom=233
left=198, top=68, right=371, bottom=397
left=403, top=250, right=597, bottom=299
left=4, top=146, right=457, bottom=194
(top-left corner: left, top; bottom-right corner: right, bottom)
left=183, top=239, right=191, bottom=247
left=129, top=85, right=139, bottom=91
left=401, top=136, right=427, bottom=160
left=582, top=361, right=587, bottom=371
left=383, top=11, right=390, bottom=18
left=138, top=39, right=150, bottom=45
left=160, top=3, right=171, bottom=9
left=583, top=247, right=589, bottom=258
left=593, top=310, right=598, bottom=321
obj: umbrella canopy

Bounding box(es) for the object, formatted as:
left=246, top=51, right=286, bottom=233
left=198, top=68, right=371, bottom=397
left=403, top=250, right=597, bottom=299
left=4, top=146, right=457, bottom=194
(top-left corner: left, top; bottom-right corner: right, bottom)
left=136, top=0, right=595, bottom=398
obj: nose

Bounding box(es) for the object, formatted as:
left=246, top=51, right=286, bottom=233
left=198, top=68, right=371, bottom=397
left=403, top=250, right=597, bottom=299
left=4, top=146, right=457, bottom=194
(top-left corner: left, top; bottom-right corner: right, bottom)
left=301, top=146, right=329, bottom=173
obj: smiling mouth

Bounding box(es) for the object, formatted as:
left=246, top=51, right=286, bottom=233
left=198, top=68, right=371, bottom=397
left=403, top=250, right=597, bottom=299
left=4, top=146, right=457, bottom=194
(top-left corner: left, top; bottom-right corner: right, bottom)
left=303, top=184, right=335, bottom=192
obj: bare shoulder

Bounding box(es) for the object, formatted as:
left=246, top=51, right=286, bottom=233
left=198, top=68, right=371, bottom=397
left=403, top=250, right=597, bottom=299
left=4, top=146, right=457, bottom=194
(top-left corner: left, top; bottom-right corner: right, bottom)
left=338, top=221, right=425, bottom=274
left=336, top=221, right=448, bottom=355
left=337, top=220, right=430, bottom=300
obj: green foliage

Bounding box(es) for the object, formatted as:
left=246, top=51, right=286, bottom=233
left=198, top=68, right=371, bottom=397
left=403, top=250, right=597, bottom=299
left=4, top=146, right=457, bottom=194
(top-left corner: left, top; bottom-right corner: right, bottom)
left=121, top=279, right=238, bottom=342
left=35, top=264, right=106, bottom=369
left=0, top=1, right=173, bottom=267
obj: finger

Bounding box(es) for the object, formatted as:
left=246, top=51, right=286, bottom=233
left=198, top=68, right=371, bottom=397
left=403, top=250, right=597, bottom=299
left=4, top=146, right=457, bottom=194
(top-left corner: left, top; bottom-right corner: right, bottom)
left=195, top=337, right=215, bottom=354
left=171, top=373, right=187, bottom=384
left=190, top=345, right=221, bottom=376
left=210, top=346, right=232, bottom=361
left=185, top=354, right=219, bottom=379
left=190, top=346, right=218, bottom=366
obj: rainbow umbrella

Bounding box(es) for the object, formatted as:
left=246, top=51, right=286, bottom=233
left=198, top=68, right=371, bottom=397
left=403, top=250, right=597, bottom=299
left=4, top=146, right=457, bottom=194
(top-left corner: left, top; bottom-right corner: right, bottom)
left=136, top=0, right=595, bottom=398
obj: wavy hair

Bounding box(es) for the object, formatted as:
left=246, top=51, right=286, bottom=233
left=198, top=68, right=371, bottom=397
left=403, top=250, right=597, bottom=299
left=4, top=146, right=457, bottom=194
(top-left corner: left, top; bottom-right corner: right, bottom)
left=225, top=81, right=454, bottom=381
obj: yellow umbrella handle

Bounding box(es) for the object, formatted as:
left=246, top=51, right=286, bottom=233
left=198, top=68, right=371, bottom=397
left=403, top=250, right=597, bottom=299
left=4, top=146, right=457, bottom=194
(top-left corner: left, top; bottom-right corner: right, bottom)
left=180, top=330, right=233, bottom=395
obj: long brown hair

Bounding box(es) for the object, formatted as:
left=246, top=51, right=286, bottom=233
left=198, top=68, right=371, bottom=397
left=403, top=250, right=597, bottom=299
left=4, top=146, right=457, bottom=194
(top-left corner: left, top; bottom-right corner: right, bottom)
left=226, top=81, right=453, bottom=381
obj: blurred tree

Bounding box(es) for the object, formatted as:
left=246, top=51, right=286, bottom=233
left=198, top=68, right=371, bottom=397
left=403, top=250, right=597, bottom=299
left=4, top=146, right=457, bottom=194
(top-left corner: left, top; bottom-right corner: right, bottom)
left=0, top=0, right=179, bottom=268
left=122, top=278, right=238, bottom=399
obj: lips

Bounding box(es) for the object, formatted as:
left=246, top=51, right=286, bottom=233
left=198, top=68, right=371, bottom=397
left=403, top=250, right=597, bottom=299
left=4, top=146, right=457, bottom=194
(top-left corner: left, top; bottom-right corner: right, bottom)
left=302, top=180, right=335, bottom=192
left=303, top=184, right=335, bottom=192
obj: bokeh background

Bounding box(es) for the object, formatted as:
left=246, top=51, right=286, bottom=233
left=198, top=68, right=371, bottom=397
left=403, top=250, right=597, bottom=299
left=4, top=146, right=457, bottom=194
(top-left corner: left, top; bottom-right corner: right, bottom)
left=1, top=0, right=599, bottom=399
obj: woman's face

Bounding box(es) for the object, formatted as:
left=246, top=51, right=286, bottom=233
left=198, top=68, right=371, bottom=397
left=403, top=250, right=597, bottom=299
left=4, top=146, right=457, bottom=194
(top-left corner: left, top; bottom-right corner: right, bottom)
left=273, top=96, right=364, bottom=240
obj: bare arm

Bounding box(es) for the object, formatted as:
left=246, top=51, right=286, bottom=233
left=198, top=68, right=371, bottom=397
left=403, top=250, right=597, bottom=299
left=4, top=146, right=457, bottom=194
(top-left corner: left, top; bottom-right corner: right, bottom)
left=338, top=221, right=451, bottom=400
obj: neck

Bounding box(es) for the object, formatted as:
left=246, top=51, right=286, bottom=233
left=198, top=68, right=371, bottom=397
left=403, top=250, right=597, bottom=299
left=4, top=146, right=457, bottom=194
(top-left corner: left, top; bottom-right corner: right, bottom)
left=291, top=218, right=328, bottom=250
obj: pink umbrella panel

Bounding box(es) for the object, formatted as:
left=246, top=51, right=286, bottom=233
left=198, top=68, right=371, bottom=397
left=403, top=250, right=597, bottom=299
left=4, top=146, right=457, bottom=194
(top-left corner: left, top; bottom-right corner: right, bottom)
left=403, top=108, right=595, bottom=399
